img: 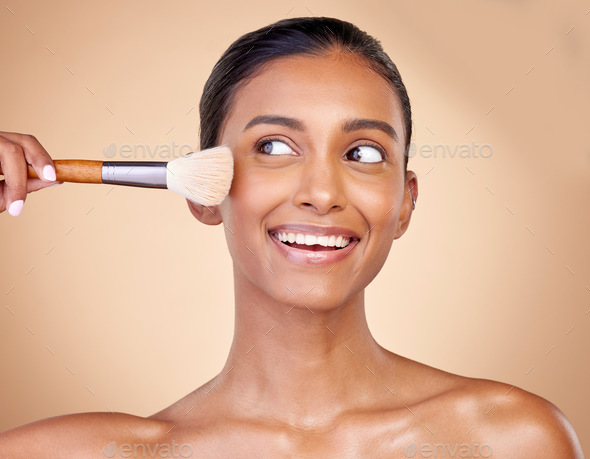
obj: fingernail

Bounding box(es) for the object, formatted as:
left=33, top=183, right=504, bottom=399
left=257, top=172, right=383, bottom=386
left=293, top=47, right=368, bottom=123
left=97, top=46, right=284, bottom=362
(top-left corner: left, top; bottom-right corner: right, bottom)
left=43, top=165, right=56, bottom=181
left=8, top=200, right=24, bottom=217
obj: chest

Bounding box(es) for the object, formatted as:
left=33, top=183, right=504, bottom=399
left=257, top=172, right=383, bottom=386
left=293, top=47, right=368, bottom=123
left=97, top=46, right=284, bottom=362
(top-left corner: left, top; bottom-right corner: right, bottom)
left=156, top=417, right=420, bottom=458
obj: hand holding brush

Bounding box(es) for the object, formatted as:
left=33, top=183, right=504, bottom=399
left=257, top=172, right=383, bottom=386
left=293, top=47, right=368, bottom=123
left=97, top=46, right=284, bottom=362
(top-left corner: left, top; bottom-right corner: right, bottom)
left=0, top=132, right=234, bottom=216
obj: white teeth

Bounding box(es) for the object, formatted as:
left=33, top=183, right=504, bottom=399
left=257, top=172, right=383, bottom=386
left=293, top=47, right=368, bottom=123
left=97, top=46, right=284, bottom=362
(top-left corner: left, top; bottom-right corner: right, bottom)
left=272, top=232, right=352, bottom=248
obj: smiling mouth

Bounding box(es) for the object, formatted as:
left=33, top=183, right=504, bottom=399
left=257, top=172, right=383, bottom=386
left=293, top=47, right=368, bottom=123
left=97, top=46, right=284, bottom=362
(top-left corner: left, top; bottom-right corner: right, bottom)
left=269, top=232, right=359, bottom=251
left=284, top=241, right=340, bottom=251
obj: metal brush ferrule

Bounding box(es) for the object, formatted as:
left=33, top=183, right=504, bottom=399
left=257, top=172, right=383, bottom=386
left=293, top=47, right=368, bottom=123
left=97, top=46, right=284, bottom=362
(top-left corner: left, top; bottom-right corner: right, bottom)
left=102, top=161, right=168, bottom=188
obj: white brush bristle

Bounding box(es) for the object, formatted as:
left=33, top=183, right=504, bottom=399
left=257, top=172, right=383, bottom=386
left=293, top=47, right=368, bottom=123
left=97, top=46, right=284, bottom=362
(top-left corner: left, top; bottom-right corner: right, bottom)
left=166, top=146, right=233, bottom=206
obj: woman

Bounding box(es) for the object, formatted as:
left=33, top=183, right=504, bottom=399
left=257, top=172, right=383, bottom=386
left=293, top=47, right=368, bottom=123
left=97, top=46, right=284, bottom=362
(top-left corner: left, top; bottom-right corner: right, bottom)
left=0, top=17, right=583, bottom=458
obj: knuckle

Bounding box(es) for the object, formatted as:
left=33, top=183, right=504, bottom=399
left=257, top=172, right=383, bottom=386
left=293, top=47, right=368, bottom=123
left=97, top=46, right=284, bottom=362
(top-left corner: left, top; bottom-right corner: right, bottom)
left=2, top=142, right=23, bottom=156
left=22, top=133, right=38, bottom=143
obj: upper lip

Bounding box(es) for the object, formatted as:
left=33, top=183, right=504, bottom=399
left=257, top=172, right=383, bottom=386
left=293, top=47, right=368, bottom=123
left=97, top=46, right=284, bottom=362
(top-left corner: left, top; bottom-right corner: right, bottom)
left=267, top=224, right=361, bottom=240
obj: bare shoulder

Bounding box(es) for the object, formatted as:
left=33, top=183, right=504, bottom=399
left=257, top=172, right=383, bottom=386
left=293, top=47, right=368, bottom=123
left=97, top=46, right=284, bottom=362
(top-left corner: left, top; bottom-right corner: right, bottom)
left=0, top=411, right=173, bottom=459
left=482, top=381, right=584, bottom=458
left=438, top=373, right=583, bottom=457
left=393, top=357, right=583, bottom=457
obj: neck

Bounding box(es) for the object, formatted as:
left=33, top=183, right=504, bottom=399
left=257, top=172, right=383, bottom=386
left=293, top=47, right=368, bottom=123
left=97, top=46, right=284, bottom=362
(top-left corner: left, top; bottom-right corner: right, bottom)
left=214, top=270, right=395, bottom=429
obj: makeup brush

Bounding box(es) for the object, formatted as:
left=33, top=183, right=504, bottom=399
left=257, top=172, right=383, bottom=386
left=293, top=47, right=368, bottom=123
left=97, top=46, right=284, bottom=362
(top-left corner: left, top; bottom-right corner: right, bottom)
left=0, top=146, right=234, bottom=206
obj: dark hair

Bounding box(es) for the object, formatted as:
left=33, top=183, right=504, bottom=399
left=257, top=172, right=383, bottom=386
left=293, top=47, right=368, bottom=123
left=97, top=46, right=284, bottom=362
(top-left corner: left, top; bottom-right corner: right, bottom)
left=199, top=17, right=412, bottom=170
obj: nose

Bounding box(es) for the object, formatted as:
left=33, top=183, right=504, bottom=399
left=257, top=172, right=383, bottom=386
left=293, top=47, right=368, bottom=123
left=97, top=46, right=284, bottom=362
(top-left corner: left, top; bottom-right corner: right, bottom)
left=292, top=152, right=347, bottom=214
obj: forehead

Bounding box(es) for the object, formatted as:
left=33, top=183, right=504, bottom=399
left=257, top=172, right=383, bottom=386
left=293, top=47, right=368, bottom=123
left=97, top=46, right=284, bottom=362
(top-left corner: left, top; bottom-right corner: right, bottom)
left=220, top=53, right=404, bottom=140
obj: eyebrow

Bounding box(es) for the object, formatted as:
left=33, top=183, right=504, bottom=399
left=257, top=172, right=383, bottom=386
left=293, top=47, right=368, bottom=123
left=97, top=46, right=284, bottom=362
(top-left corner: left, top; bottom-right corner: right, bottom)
left=243, top=115, right=399, bottom=141
left=243, top=115, right=304, bottom=132
left=342, top=118, right=398, bottom=141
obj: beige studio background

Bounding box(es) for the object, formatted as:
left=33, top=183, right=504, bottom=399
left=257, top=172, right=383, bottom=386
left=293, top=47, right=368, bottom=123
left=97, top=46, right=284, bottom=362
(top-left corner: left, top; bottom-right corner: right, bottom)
left=1, top=0, right=589, bottom=452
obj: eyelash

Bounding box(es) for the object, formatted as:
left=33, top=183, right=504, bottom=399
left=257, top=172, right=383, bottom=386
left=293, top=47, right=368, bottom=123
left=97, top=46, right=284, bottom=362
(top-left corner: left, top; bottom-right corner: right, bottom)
left=254, top=136, right=389, bottom=162
left=254, top=136, right=289, bottom=154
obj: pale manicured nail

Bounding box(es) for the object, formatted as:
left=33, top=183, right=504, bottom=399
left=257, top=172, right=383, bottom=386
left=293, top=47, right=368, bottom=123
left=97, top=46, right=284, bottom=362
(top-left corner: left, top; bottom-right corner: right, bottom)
left=8, top=200, right=24, bottom=217
left=43, top=165, right=56, bottom=181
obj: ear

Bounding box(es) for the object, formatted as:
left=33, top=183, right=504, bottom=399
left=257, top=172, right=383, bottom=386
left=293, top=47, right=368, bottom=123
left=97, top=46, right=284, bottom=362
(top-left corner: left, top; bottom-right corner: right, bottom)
left=186, top=199, right=223, bottom=225
left=394, top=170, right=418, bottom=240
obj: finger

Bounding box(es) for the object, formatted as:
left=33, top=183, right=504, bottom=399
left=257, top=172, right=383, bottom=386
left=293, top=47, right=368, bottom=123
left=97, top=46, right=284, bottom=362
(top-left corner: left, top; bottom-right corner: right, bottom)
left=0, top=135, right=28, bottom=216
left=0, top=178, right=63, bottom=213
left=26, top=178, right=64, bottom=193
left=0, top=132, right=56, bottom=182
left=0, top=180, right=5, bottom=213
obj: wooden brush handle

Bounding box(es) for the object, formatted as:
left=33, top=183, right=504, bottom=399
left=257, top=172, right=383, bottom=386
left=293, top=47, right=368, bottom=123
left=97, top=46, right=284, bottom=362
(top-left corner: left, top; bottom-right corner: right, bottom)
left=0, top=159, right=104, bottom=183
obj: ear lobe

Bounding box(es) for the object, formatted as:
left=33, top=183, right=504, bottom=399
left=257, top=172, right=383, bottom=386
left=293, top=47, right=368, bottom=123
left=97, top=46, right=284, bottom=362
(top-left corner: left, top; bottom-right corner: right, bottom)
left=186, top=199, right=223, bottom=225
left=394, top=171, right=418, bottom=240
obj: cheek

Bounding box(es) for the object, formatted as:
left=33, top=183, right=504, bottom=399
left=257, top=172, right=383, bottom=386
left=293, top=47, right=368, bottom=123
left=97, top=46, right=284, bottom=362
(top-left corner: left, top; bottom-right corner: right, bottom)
left=353, top=176, right=401, bottom=230
left=357, top=178, right=402, bottom=274
left=220, top=160, right=283, bottom=241
left=354, top=180, right=401, bottom=284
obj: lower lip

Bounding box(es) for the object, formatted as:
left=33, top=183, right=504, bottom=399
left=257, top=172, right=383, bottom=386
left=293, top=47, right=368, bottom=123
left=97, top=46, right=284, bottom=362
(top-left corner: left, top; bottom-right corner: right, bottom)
left=269, top=233, right=359, bottom=266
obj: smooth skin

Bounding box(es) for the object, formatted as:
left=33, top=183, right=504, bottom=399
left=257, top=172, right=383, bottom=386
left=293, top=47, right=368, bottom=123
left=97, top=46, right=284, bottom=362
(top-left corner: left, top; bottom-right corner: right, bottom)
left=0, top=53, right=584, bottom=458
left=0, top=132, right=63, bottom=215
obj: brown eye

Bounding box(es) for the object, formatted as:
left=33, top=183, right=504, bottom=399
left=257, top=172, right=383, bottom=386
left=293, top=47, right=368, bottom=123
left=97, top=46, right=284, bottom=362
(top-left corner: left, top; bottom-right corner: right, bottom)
left=346, top=145, right=384, bottom=163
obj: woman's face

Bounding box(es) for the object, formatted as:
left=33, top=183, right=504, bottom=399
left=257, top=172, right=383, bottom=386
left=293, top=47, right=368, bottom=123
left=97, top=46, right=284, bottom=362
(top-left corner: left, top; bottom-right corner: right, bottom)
left=193, top=52, right=417, bottom=310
